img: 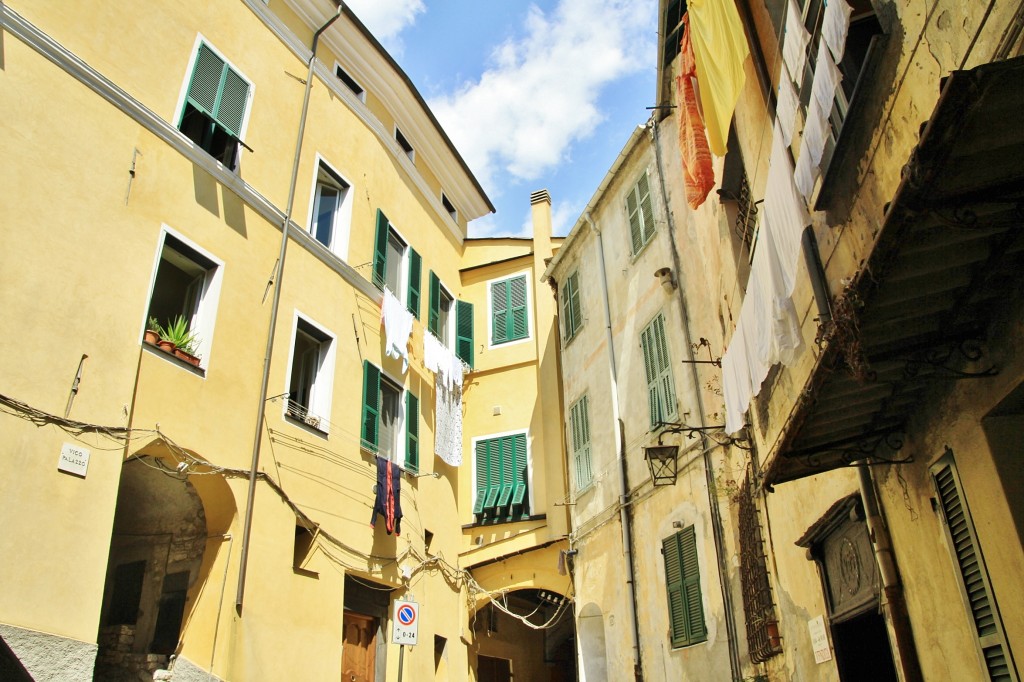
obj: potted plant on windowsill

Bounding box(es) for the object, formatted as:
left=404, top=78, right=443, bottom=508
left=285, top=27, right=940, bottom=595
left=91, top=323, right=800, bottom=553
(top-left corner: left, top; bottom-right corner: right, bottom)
left=160, top=315, right=202, bottom=367
left=145, top=317, right=162, bottom=346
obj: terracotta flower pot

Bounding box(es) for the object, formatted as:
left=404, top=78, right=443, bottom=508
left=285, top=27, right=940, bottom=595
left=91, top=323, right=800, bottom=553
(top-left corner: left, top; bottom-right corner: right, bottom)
left=173, top=348, right=201, bottom=367
left=144, top=329, right=159, bottom=345
left=157, top=340, right=175, bottom=353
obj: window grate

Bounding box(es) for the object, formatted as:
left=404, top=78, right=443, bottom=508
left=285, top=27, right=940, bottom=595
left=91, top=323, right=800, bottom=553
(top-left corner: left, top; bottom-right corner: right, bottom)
left=738, top=469, right=783, bottom=663
left=734, top=170, right=758, bottom=263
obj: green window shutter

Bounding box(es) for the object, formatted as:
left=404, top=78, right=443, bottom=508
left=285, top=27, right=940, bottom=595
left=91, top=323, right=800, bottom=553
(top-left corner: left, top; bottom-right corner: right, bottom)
left=473, top=440, right=489, bottom=514
left=186, top=45, right=226, bottom=120
left=571, top=396, right=593, bottom=489
left=638, top=171, right=654, bottom=245
left=491, top=279, right=509, bottom=344
left=360, top=360, right=381, bottom=452
left=641, top=326, right=660, bottom=427
left=653, top=314, right=677, bottom=422
left=932, top=453, right=1016, bottom=680
left=510, top=433, right=528, bottom=507
left=217, top=68, right=249, bottom=137
left=496, top=436, right=515, bottom=507
left=664, top=527, right=705, bottom=648
left=428, top=271, right=440, bottom=335
left=627, top=171, right=655, bottom=254
left=456, top=300, right=474, bottom=369
left=483, top=438, right=501, bottom=510
left=407, top=248, right=422, bottom=318
left=627, top=183, right=644, bottom=254
left=562, top=271, right=582, bottom=341
left=405, top=392, right=419, bottom=472
left=372, top=210, right=389, bottom=290
left=509, top=276, right=528, bottom=341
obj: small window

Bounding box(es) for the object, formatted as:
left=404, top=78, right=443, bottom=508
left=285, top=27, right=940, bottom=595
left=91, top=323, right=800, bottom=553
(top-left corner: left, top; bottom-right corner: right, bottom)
left=146, top=232, right=222, bottom=369
left=569, top=395, right=593, bottom=491
left=178, top=43, right=251, bottom=169
left=335, top=64, right=365, bottom=102
left=293, top=518, right=318, bottom=570
left=106, top=560, right=147, bottom=626
left=287, top=316, right=335, bottom=431
left=395, top=127, right=414, bottom=161
left=372, top=210, right=421, bottom=318
left=360, top=361, right=419, bottom=471
left=441, top=193, right=458, bottom=222
left=662, top=0, right=686, bottom=65
left=626, top=170, right=656, bottom=255
left=560, top=270, right=583, bottom=342
left=491, top=274, right=530, bottom=345
left=473, top=433, right=529, bottom=522
left=641, top=312, right=678, bottom=428
left=663, top=526, right=707, bottom=648
left=309, top=160, right=352, bottom=258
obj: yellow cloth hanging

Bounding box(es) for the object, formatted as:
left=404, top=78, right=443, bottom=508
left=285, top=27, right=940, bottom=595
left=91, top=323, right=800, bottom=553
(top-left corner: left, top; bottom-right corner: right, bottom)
left=686, top=0, right=750, bottom=156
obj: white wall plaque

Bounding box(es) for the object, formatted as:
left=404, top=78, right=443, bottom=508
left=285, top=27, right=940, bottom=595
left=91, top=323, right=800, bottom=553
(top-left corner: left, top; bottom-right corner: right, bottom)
left=58, top=442, right=90, bottom=477
left=808, top=615, right=832, bottom=663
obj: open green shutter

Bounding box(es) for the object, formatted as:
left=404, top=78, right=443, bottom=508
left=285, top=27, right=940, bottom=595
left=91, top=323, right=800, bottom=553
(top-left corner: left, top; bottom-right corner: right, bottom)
left=428, top=271, right=440, bottom=335
left=186, top=45, right=225, bottom=119
left=627, top=185, right=643, bottom=254
left=473, top=440, right=489, bottom=514
left=372, top=210, right=389, bottom=289
left=509, top=276, right=528, bottom=340
left=663, top=534, right=687, bottom=648
left=217, top=68, right=249, bottom=137
left=405, top=392, right=419, bottom=472
left=483, top=439, right=501, bottom=509
left=641, top=327, right=660, bottom=427
left=568, top=272, right=582, bottom=336
left=679, top=526, right=706, bottom=642
left=491, top=279, right=509, bottom=344
left=456, top=300, right=474, bottom=369
left=496, top=436, right=515, bottom=507
left=510, top=433, right=527, bottom=506
left=407, top=248, right=421, bottom=318
left=653, top=314, right=677, bottom=421
left=360, top=361, right=381, bottom=452
left=638, top=171, right=654, bottom=245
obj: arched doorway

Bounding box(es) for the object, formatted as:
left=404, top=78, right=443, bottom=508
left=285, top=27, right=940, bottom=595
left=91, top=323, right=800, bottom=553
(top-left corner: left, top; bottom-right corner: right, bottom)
left=576, top=602, right=607, bottom=682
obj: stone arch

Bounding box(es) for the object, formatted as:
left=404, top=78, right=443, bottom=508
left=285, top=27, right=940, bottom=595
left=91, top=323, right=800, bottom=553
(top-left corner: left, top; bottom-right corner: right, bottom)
left=577, top=602, right=608, bottom=682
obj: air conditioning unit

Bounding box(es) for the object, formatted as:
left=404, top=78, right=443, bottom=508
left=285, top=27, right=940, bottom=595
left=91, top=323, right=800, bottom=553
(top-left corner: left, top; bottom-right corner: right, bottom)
left=303, top=413, right=321, bottom=429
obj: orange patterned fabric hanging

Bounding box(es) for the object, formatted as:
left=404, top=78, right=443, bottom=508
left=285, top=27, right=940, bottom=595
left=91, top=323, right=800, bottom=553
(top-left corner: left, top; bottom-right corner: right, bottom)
left=677, top=14, right=715, bottom=210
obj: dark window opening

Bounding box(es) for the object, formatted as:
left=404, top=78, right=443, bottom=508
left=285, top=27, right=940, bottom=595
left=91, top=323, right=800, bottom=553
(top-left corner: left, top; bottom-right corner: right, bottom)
left=288, top=319, right=329, bottom=424
left=396, top=128, right=414, bottom=160
left=150, top=571, right=189, bottom=655
left=147, top=235, right=213, bottom=347
left=662, top=0, right=687, bottom=65
left=294, top=520, right=317, bottom=570
left=106, top=560, right=147, bottom=626
left=441, top=193, right=457, bottom=222
left=335, top=65, right=365, bottom=100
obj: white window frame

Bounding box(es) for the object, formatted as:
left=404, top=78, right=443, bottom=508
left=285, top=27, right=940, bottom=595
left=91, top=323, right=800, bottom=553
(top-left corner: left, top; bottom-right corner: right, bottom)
left=395, top=127, right=415, bottom=162
left=384, top=224, right=411, bottom=304
left=436, top=278, right=455, bottom=348
left=487, top=269, right=533, bottom=349
left=471, top=429, right=534, bottom=516
left=377, top=371, right=409, bottom=468
left=333, top=62, right=366, bottom=103
left=173, top=34, right=255, bottom=171
left=306, top=154, right=353, bottom=260
left=142, top=226, right=224, bottom=371
left=441, top=193, right=458, bottom=223
left=284, top=311, right=336, bottom=434
left=568, top=393, right=594, bottom=492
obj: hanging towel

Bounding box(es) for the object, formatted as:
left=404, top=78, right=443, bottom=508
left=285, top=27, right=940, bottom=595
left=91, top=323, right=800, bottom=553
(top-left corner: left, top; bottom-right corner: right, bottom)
left=677, top=15, right=716, bottom=209
left=776, top=64, right=800, bottom=147
left=782, top=0, right=810, bottom=86
left=687, top=0, right=750, bottom=156
left=794, top=148, right=821, bottom=201
left=811, top=46, right=843, bottom=112
left=764, top=120, right=811, bottom=294
left=822, top=0, right=854, bottom=62
left=381, top=287, right=414, bottom=374
left=434, top=375, right=463, bottom=466
left=424, top=331, right=465, bottom=392
left=370, top=456, right=402, bottom=535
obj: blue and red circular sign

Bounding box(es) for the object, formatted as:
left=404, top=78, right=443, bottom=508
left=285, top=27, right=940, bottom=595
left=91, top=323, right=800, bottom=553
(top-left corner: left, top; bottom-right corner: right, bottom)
left=397, top=604, right=417, bottom=626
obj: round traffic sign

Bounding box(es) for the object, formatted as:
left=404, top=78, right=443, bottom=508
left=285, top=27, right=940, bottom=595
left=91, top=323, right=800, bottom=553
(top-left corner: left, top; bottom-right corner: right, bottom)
left=397, top=604, right=416, bottom=626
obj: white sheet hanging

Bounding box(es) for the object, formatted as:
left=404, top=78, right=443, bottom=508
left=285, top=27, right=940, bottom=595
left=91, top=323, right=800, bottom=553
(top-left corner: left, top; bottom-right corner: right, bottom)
left=794, top=149, right=820, bottom=201
left=782, top=0, right=810, bottom=85
left=423, top=332, right=464, bottom=391
left=802, top=96, right=829, bottom=166
left=811, top=46, right=843, bottom=111
left=434, top=376, right=463, bottom=466
left=764, top=120, right=810, bottom=294
left=822, top=0, right=854, bottom=62
left=776, top=64, right=800, bottom=147
left=381, top=287, right=414, bottom=373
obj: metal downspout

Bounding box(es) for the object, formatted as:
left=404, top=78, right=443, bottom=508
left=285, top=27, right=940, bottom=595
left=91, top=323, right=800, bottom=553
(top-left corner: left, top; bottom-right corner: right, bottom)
left=236, top=4, right=343, bottom=611
left=585, top=212, right=644, bottom=682
left=649, top=117, right=743, bottom=681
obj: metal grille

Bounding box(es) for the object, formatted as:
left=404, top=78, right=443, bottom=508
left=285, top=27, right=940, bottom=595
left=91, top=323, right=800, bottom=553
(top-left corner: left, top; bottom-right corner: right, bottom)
left=738, top=469, right=782, bottom=663
left=734, top=170, right=758, bottom=262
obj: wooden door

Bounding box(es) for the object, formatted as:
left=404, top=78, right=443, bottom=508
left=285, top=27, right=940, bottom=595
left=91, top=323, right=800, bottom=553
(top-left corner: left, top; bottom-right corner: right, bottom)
left=342, top=610, right=377, bottom=682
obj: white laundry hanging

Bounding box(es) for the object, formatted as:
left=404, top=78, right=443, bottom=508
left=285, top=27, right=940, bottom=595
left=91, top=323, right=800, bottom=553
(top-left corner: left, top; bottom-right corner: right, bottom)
left=776, top=64, right=801, bottom=147
left=381, top=287, right=414, bottom=374
left=423, top=331, right=464, bottom=392
left=782, top=0, right=811, bottom=85
left=822, top=0, right=854, bottom=62
left=811, top=46, right=843, bottom=111
left=434, top=376, right=463, bottom=467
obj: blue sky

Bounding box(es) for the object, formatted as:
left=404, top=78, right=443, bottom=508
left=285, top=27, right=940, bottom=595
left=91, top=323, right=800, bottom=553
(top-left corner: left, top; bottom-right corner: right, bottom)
left=344, top=0, right=658, bottom=238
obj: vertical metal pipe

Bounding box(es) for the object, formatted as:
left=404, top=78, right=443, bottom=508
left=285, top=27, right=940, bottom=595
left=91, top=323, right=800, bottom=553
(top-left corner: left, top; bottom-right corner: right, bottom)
left=236, top=5, right=343, bottom=611
left=801, top=226, right=833, bottom=326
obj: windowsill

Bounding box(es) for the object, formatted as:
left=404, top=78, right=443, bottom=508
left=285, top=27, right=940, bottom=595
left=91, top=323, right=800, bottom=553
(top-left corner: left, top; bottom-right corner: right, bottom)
left=562, top=328, right=584, bottom=348
left=285, top=413, right=329, bottom=438
left=629, top=233, right=657, bottom=264
left=490, top=335, right=532, bottom=349
left=292, top=566, right=319, bottom=578
left=670, top=638, right=708, bottom=651
left=142, top=340, right=206, bottom=376
left=462, top=513, right=546, bottom=530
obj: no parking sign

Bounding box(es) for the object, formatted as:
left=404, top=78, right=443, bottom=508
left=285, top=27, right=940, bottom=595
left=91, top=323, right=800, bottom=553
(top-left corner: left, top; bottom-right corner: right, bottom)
left=392, top=600, right=419, bottom=645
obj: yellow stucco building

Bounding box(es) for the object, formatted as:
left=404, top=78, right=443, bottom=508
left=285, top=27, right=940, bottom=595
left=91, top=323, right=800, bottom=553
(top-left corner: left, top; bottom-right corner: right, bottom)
left=0, top=2, right=570, bottom=680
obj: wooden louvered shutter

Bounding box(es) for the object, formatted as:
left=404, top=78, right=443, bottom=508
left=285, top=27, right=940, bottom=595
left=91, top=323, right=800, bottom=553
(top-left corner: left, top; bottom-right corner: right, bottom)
left=932, top=452, right=1017, bottom=681
left=663, top=533, right=687, bottom=648
left=510, top=433, right=528, bottom=509
left=405, top=392, right=419, bottom=473
left=496, top=436, right=515, bottom=508
left=185, top=45, right=247, bottom=137
left=652, top=314, right=677, bottom=422
left=456, top=300, right=474, bottom=369
left=428, top=271, right=440, bottom=335
left=627, top=183, right=644, bottom=255
left=509, top=276, right=528, bottom=341
left=407, top=248, right=421, bottom=318
left=664, top=527, right=706, bottom=648
left=641, top=325, right=660, bottom=427
left=637, top=171, right=654, bottom=245
left=568, top=272, right=582, bottom=337
left=372, top=210, right=389, bottom=289
left=360, top=361, right=381, bottom=452
left=491, top=279, right=509, bottom=344
left=571, top=396, right=593, bottom=489
left=218, top=69, right=248, bottom=137
left=473, top=440, right=489, bottom=514
left=482, top=439, right=501, bottom=510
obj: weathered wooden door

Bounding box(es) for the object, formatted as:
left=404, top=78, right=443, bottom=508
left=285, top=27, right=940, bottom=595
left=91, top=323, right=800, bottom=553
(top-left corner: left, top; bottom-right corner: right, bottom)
left=342, top=610, right=377, bottom=682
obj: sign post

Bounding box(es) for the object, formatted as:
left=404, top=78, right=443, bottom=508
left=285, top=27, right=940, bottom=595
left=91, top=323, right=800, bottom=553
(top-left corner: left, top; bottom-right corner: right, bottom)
left=393, top=599, right=419, bottom=682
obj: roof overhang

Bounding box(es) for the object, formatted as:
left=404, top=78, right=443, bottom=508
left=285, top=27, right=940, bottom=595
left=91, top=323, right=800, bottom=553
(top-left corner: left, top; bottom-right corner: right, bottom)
left=765, top=55, right=1024, bottom=486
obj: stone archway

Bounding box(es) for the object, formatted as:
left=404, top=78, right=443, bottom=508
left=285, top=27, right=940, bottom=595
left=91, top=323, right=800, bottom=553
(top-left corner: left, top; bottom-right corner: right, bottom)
left=576, top=603, right=607, bottom=682
left=93, top=456, right=210, bottom=681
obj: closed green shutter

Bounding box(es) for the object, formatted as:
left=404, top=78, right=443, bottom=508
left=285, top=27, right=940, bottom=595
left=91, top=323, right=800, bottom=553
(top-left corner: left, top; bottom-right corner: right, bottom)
left=407, top=248, right=421, bottom=318
left=474, top=433, right=528, bottom=520
left=627, top=171, right=655, bottom=254
left=509, top=276, right=528, bottom=341
left=663, top=526, right=706, bottom=648
left=405, top=392, right=419, bottom=472
left=473, top=440, right=489, bottom=514
left=642, top=313, right=676, bottom=427
left=491, top=279, right=509, bottom=344
left=561, top=271, right=582, bottom=341
left=641, top=325, right=660, bottom=427
left=372, top=210, right=389, bottom=290
left=496, top=433, right=515, bottom=507
left=456, top=300, right=474, bottom=369
left=932, top=453, right=1017, bottom=681
left=360, top=361, right=381, bottom=452
left=510, top=433, right=528, bottom=507
left=570, top=395, right=593, bottom=490
left=428, top=271, right=440, bottom=335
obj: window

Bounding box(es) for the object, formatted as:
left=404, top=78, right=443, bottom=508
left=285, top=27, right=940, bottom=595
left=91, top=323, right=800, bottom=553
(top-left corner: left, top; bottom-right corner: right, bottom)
left=372, top=209, right=421, bottom=318
left=932, top=450, right=1017, bottom=681
left=335, top=64, right=365, bottom=102
left=738, top=470, right=782, bottom=662
left=641, top=312, right=678, bottom=428
left=293, top=518, right=318, bottom=571
left=178, top=42, right=251, bottom=169
left=473, top=433, right=529, bottom=522
left=561, top=270, right=583, bottom=342
left=146, top=231, right=222, bottom=369
left=569, top=395, right=593, bottom=491
left=360, top=361, right=419, bottom=471
left=286, top=316, right=335, bottom=431
left=428, top=272, right=474, bottom=368
left=662, top=525, right=706, bottom=648
left=395, top=127, right=414, bottom=161
left=490, top=274, right=529, bottom=345
left=309, top=159, right=352, bottom=258
left=441, top=193, right=458, bottom=222
left=662, top=0, right=686, bottom=65
left=627, top=170, right=656, bottom=255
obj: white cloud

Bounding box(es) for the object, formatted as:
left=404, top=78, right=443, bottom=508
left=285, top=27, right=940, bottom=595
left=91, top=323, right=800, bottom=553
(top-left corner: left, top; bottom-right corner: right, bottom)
left=429, top=0, right=654, bottom=190
left=470, top=194, right=582, bottom=239
left=344, top=0, right=425, bottom=46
